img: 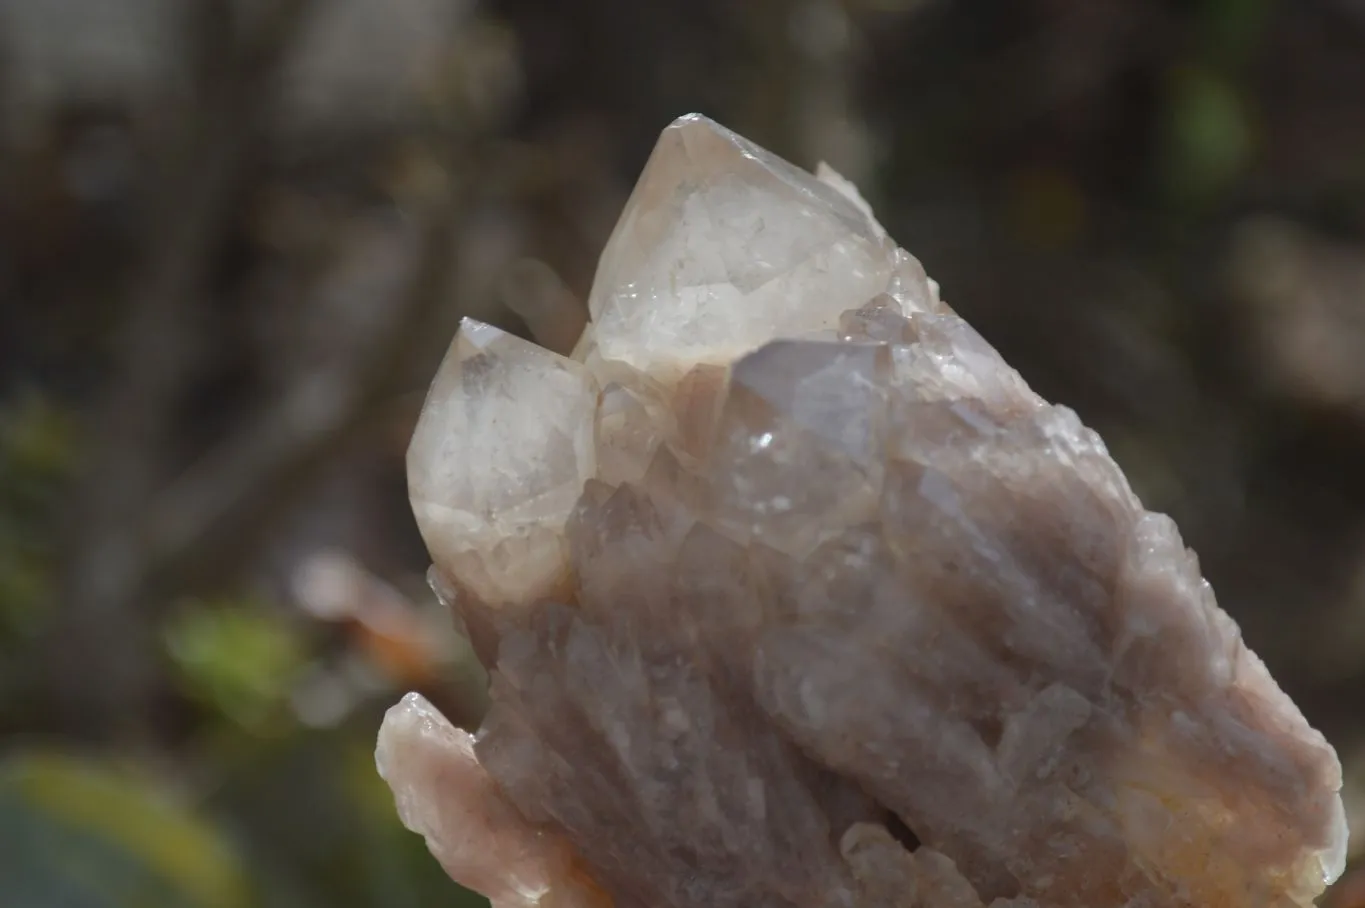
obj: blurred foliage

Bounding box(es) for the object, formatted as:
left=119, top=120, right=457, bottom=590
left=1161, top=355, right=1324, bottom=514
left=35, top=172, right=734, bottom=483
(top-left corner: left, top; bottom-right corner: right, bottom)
left=0, top=394, right=73, bottom=625
left=1201, top=0, right=1274, bottom=63
left=203, top=732, right=486, bottom=908
left=0, top=732, right=489, bottom=908
left=1161, top=65, right=1255, bottom=206
left=164, top=600, right=305, bottom=733
left=1, top=0, right=1364, bottom=905
left=0, top=753, right=250, bottom=908
left=0, top=393, right=75, bottom=712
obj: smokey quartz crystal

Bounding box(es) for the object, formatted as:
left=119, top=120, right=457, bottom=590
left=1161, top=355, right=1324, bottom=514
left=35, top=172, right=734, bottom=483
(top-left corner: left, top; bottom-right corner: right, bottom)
left=380, top=114, right=1348, bottom=908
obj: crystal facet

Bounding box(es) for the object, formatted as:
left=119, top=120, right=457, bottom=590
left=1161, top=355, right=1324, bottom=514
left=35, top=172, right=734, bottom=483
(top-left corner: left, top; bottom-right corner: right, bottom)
left=587, top=114, right=933, bottom=380
left=377, top=693, right=609, bottom=908
left=383, top=114, right=1348, bottom=908
left=407, top=319, right=597, bottom=604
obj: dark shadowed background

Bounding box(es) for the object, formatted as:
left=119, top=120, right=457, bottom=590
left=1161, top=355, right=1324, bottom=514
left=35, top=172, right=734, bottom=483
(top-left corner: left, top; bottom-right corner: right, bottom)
left=1, top=0, right=1364, bottom=905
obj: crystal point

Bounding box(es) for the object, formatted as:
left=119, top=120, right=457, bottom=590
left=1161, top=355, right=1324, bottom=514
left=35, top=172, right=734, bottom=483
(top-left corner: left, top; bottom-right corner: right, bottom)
left=588, top=114, right=900, bottom=379
left=407, top=318, right=596, bottom=605
left=376, top=692, right=609, bottom=908
left=390, top=116, right=1347, bottom=908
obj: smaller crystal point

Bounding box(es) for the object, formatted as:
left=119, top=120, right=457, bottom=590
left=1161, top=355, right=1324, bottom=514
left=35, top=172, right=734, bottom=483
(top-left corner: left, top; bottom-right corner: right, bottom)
left=407, top=318, right=596, bottom=604
left=376, top=693, right=609, bottom=908
left=594, top=382, right=669, bottom=487
left=707, top=339, right=890, bottom=554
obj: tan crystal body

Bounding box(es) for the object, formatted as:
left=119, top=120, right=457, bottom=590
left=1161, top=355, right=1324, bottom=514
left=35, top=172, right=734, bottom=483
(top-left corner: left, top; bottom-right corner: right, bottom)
left=382, top=114, right=1348, bottom=908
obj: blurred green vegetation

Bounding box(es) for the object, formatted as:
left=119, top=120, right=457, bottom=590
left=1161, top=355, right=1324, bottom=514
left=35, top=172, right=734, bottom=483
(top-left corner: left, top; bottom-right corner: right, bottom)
left=0, top=394, right=74, bottom=708
left=0, top=379, right=477, bottom=904
left=164, top=600, right=305, bottom=733
left=1, top=0, right=1364, bottom=905
left=0, top=753, right=251, bottom=908
left=0, top=736, right=488, bottom=908
left=0, top=396, right=71, bottom=618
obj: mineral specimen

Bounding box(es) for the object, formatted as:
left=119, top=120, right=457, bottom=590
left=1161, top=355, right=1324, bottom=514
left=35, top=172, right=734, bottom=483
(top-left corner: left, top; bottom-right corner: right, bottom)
left=379, top=114, right=1348, bottom=908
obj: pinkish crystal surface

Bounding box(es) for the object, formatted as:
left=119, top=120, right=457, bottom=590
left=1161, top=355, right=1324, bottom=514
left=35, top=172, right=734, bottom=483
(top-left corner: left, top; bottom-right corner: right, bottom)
left=381, top=114, right=1348, bottom=908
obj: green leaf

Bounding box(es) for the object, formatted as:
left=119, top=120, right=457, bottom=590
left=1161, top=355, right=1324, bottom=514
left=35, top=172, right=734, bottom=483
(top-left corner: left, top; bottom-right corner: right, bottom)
left=0, top=752, right=253, bottom=908
left=1160, top=65, right=1256, bottom=206
left=164, top=601, right=305, bottom=730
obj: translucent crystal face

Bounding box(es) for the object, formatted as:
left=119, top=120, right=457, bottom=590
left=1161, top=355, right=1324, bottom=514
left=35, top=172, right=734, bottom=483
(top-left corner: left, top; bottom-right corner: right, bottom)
left=407, top=321, right=596, bottom=604
left=390, top=114, right=1348, bottom=908
left=587, top=114, right=922, bottom=379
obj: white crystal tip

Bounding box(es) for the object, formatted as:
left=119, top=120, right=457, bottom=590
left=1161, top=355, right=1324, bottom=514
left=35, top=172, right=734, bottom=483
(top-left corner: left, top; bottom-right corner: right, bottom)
left=662, top=112, right=746, bottom=149
left=669, top=112, right=718, bottom=130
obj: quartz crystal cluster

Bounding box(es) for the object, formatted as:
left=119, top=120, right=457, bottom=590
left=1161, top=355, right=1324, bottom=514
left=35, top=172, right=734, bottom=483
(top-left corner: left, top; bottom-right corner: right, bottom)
left=378, top=114, right=1348, bottom=908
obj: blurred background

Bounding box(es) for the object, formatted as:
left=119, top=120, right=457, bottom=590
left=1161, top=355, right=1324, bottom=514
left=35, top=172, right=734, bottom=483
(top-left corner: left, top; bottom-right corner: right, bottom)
left=1, top=0, right=1364, bottom=905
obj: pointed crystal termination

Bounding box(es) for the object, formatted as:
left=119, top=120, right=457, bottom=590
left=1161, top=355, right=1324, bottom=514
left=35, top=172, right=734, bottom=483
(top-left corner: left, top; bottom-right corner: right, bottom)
left=407, top=318, right=596, bottom=605
left=386, top=114, right=1348, bottom=908
left=587, top=113, right=936, bottom=381
left=377, top=693, right=610, bottom=908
